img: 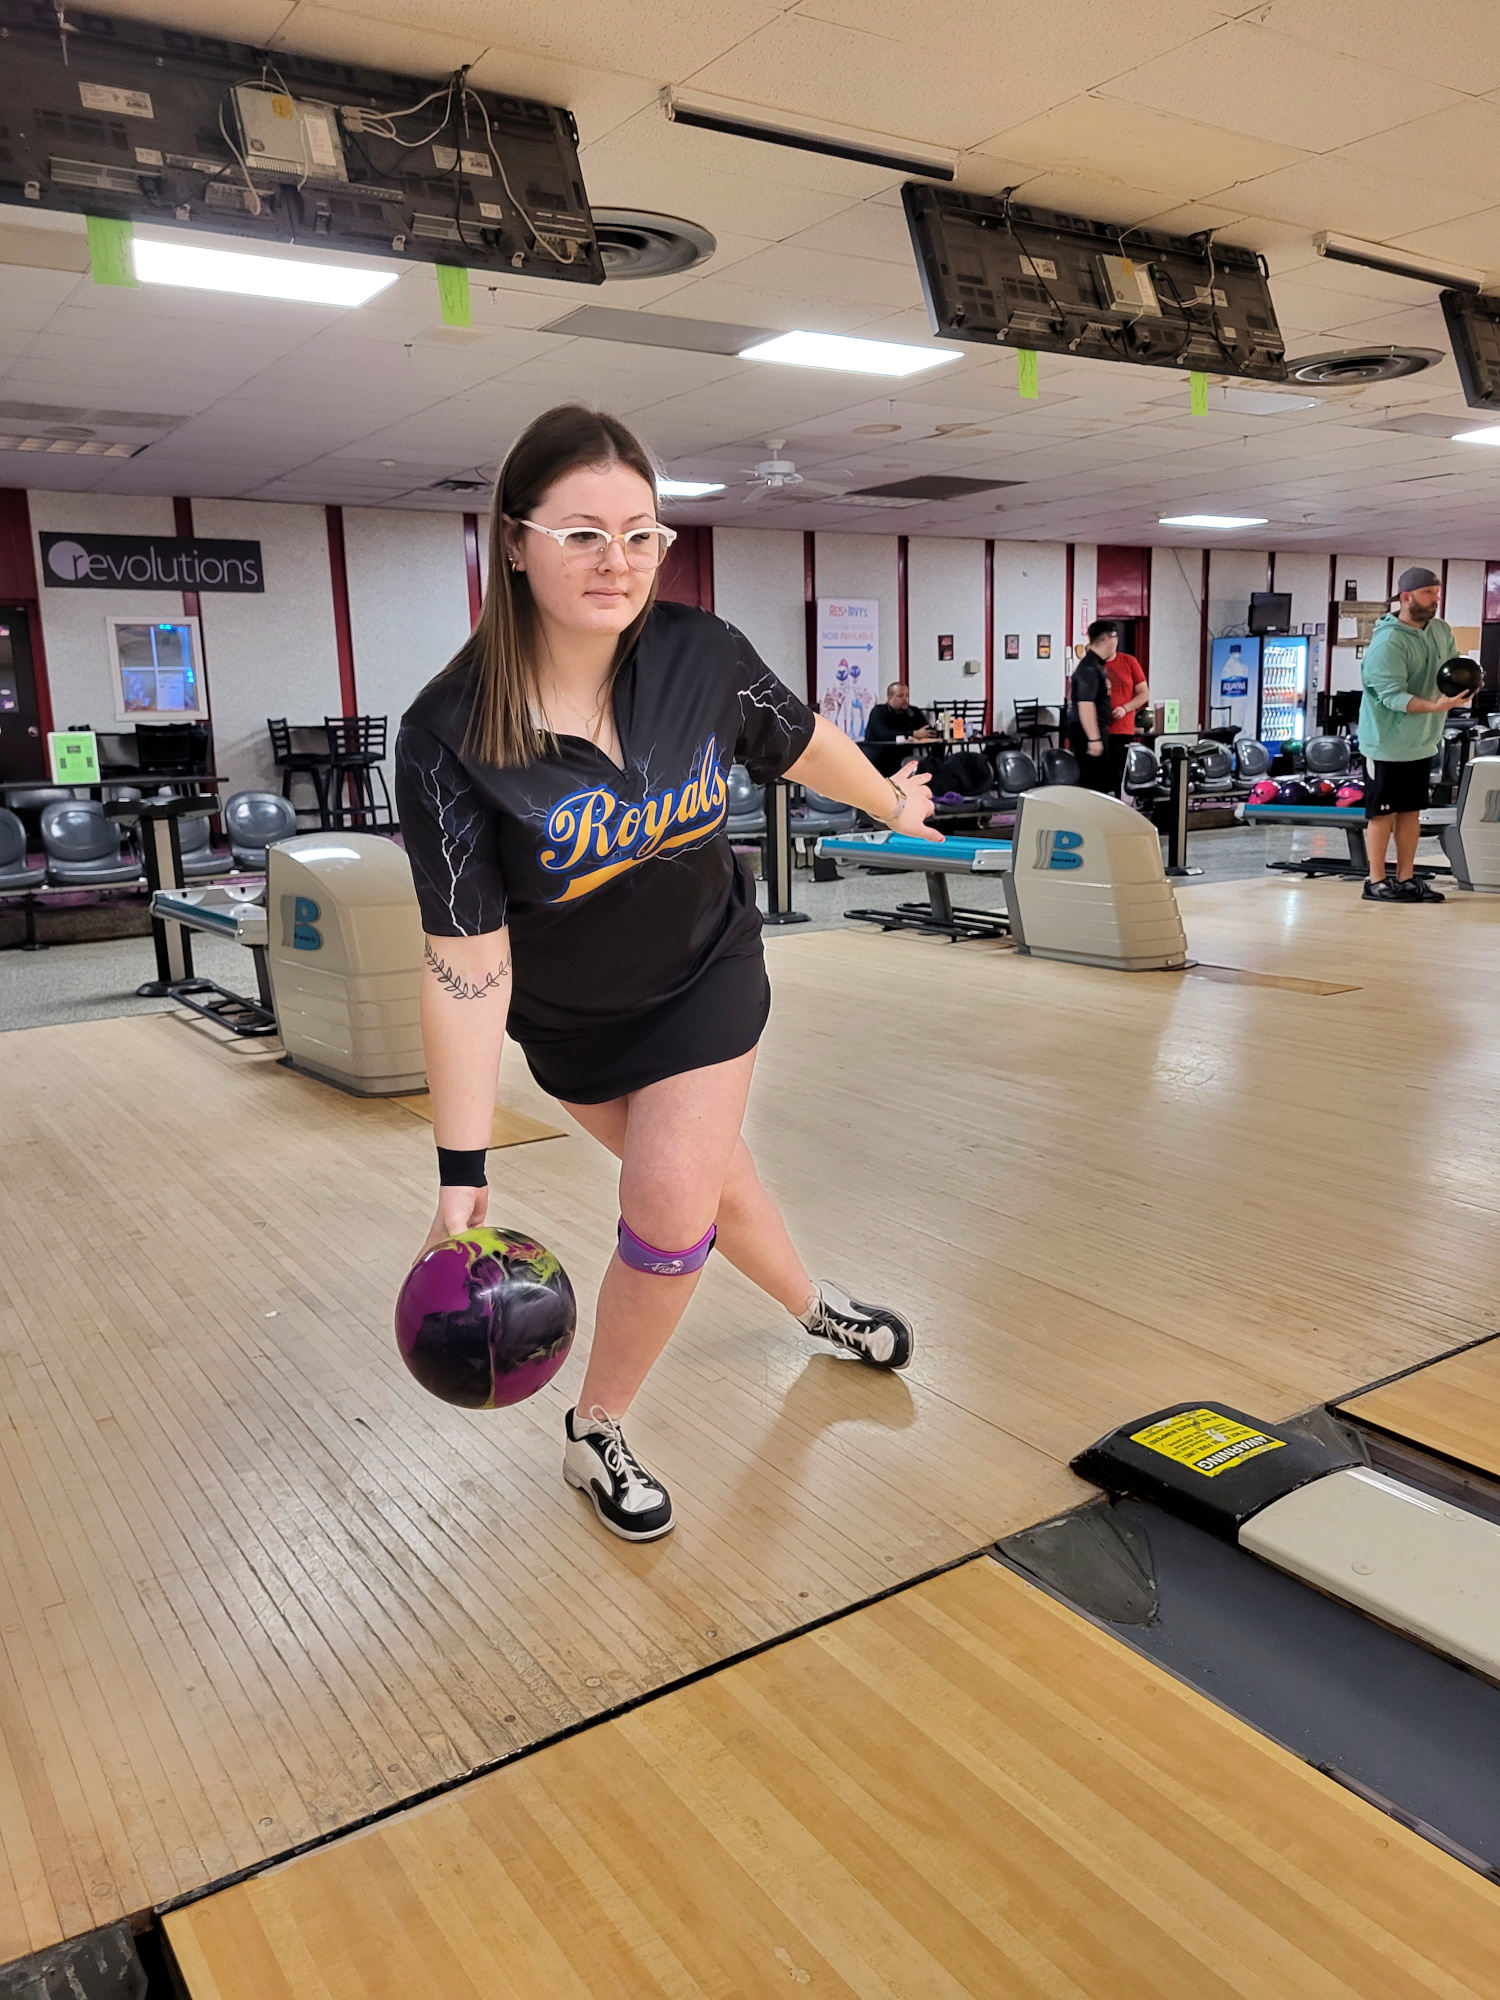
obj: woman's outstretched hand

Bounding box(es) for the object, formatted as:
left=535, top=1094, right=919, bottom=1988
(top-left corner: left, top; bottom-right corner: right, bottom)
left=419, top=1184, right=489, bottom=1258
left=891, top=759, right=943, bottom=843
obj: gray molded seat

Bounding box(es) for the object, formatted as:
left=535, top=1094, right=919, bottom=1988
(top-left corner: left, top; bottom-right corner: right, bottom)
left=1123, top=743, right=1164, bottom=809
left=0, top=807, right=43, bottom=892
left=726, top=764, right=766, bottom=839
left=6, top=786, right=73, bottom=833
left=1192, top=744, right=1235, bottom=792
left=994, top=748, right=1039, bottom=804
left=790, top=785, right=856, bottom=837
left=225, top=790, right=297, bottom=870
left=1305, top=735, right=1352, bottom=777
left=1235, top=739, right=1272, bottom=782
left=40, top=800, right=142, bottom=887
left=1040, top=745, right=1082, bottom=786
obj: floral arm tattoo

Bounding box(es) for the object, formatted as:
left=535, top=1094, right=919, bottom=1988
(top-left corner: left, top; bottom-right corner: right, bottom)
left=424, top=939, right=511, bottom=1001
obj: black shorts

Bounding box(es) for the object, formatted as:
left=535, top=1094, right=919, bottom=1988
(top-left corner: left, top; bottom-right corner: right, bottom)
left=1365, top=757, right=1432, bottom=818
left=519, top=948, right=771, bottom=1104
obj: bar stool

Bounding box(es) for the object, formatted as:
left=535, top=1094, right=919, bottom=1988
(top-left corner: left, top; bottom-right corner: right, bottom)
left=324, top=715, right=394, bottom=830
left=267, top=717, right=334, bottom=827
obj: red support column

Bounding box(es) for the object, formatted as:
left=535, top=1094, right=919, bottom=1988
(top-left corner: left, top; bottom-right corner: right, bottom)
left=983, top=538, right=994, bottom=733
left=463, top=512, right=483, bottom=627
left=325, top=505, right=358, bottom=716
left=0, top=487, right=53, bottom=738
left=1197, top=547, right=1211, bottom=731
left=1064, top=542, right=1075, bottom=700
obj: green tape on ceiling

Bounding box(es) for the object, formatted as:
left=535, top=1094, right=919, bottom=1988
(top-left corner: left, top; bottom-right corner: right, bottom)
left=436, top=264, right=472, bottom=328
left=1190, top=371, right=1209, bottom=416
left=1017, top=349, right=1038, bottom=400
left=86, top=216, right=138, bottom=289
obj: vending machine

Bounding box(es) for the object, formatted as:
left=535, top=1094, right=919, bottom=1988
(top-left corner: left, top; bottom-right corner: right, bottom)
left=1258, top=634, right=1310, bottom=743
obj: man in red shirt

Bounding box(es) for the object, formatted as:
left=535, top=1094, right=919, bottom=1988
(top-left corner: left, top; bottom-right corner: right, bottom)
left=1088, top=619, right=1149, bottom=791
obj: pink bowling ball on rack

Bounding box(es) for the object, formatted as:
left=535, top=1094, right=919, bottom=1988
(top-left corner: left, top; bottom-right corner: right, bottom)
left=1336, top=782, right=1366, bottom=807
left=1247, top=778, right=1280, bottom=805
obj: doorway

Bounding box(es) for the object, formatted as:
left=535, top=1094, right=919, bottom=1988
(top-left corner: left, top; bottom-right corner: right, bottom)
left=0, top=605, right=44, bottom=783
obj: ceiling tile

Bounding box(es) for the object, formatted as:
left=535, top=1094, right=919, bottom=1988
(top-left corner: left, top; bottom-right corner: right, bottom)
left=975, top=97, right=1306, bottom=202
left=687, top=15, right=1073, bottom=151
left=1101, top=20, right=1464, bottom=152
left=1257, top=0, right=1500, bottom=97
left=1222, top=156, right=1488, bottom=240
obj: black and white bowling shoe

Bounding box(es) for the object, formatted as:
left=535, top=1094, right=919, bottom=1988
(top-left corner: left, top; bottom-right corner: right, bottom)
left=797, top=1283, right=914, bottom=1371
left=563, top=1406, right=675, bottom=1541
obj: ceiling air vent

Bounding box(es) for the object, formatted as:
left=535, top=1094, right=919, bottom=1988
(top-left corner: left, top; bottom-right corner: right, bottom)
left=428, top=476, right=490, bottom=492
left=841, top=475, right=1023, bottom=501
left=1288, top=346, right=1443, bottom=386
left=592, top=210, right=716, bottom=280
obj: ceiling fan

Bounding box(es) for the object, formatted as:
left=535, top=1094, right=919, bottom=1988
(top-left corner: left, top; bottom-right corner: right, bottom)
left=734, top=439, right=859, bottom=504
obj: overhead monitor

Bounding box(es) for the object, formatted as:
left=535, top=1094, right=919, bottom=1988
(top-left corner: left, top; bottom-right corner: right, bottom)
left=1441, top=289, right=1500, bottom=410
left=902, top=184, right=1286, bottom=382
left=0, top=0, right=602, bottom=283
left=107, top=616, right=207, bottom=723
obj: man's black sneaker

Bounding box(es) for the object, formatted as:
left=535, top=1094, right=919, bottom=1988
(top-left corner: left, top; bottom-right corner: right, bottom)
left=563, top=1407, right=674, bottom=1541
left=1407, top=876, right=1446, bottom=902
left=1363, top=878, right=1409, bottom=902
left=797, top=1283, right=914, bottom=1370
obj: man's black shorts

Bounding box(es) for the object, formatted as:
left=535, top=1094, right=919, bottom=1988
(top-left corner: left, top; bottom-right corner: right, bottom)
left=1365, top=756, right=1432, bottom=818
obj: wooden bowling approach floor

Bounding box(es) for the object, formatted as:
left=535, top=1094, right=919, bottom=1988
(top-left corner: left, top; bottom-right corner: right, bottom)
left=2, top=871, right=1500, bottom=1979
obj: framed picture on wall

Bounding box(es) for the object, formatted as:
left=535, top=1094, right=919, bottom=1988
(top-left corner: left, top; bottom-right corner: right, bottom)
left=1004, top=633, right=1019, bottom=659
left=107, top=615, right=207, bottom=723
left=1037, top=634, right=1051, bottom=659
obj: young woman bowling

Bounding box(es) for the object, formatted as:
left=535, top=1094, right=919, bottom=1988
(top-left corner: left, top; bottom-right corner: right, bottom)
left=395, top=405, right=940, bottom=1541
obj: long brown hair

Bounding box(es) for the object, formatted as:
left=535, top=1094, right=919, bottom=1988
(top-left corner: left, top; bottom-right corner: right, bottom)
left=443, top=404, right=660, bottom=767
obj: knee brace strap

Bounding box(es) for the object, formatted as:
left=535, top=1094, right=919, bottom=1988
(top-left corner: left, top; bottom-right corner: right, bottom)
left=617, top=1218, right=716, bottom=1276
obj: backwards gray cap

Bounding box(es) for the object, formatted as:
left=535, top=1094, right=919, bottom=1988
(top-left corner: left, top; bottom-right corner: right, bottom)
left=1396, top=565, right=1440, bottom=593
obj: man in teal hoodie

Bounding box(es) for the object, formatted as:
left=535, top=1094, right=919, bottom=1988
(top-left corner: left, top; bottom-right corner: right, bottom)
left=1359, top=566, right=1471, bottom=903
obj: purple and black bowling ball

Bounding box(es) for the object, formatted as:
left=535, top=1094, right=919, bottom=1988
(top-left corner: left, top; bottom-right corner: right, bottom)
left=396, top=1228, right=575, bottom=1408
left=1277, top=778, right=1314, bottom=805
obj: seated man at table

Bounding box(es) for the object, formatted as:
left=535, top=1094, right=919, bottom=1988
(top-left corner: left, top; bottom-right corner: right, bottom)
left=865, top=682, right=939, bottom=744
left=864, top=682, right=939, bottom=774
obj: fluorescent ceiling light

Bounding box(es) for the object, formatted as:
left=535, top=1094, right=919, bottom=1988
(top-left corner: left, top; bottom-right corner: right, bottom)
left=1159, top=514, right=1269, bottom=529
left=1313, top=230, right=1483, bottom=295
left=657, top=477, right=726, bottom=496
left=1451, top=425, right=1500, bottom=446
left=739, top=330, right=961, bottom=377
left=132, top=237, right=397, bottom=307
left=661, top=88, right=956, bottom=181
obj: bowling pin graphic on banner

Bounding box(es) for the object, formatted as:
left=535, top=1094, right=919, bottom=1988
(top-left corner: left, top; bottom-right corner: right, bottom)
left=816, top=598, right=879, bottom=739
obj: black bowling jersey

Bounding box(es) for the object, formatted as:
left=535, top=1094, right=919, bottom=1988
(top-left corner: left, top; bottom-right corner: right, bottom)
left=394, top=600, right=817, bottom=1049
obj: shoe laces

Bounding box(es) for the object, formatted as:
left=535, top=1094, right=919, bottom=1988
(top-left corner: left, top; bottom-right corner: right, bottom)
left=583, top=1406, right=659, bottom=1501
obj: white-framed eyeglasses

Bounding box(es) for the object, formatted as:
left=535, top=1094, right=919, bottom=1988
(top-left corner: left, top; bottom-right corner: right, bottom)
left=517, top=518, right=678, bottom=570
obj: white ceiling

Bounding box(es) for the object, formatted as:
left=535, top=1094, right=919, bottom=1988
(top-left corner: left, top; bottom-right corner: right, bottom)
left=7, top=0, right=1500, bottom=551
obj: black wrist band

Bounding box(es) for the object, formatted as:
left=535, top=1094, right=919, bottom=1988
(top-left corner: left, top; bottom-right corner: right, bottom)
left=437, top=1146, right=488, bottom=1187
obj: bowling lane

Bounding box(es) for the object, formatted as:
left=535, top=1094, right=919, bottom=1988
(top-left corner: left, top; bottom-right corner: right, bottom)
left=1338, top=1335, right=1500, bottom=1481
left=161, top=1557, right=1499, bottom=2000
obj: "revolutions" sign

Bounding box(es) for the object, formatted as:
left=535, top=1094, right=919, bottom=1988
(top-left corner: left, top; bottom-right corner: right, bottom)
left=40, top=532, right=265, bottom=592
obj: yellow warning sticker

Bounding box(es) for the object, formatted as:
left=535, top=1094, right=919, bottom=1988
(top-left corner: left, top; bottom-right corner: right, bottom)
left=1130, top=1409, right=1286, bottom=1478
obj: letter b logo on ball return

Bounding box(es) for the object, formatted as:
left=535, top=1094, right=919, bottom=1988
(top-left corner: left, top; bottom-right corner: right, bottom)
left=1035, top=827, right=1084, bottom=871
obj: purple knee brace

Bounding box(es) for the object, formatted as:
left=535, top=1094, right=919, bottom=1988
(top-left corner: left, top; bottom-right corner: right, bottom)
left=616, top=1218, right=716, bottom=1276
